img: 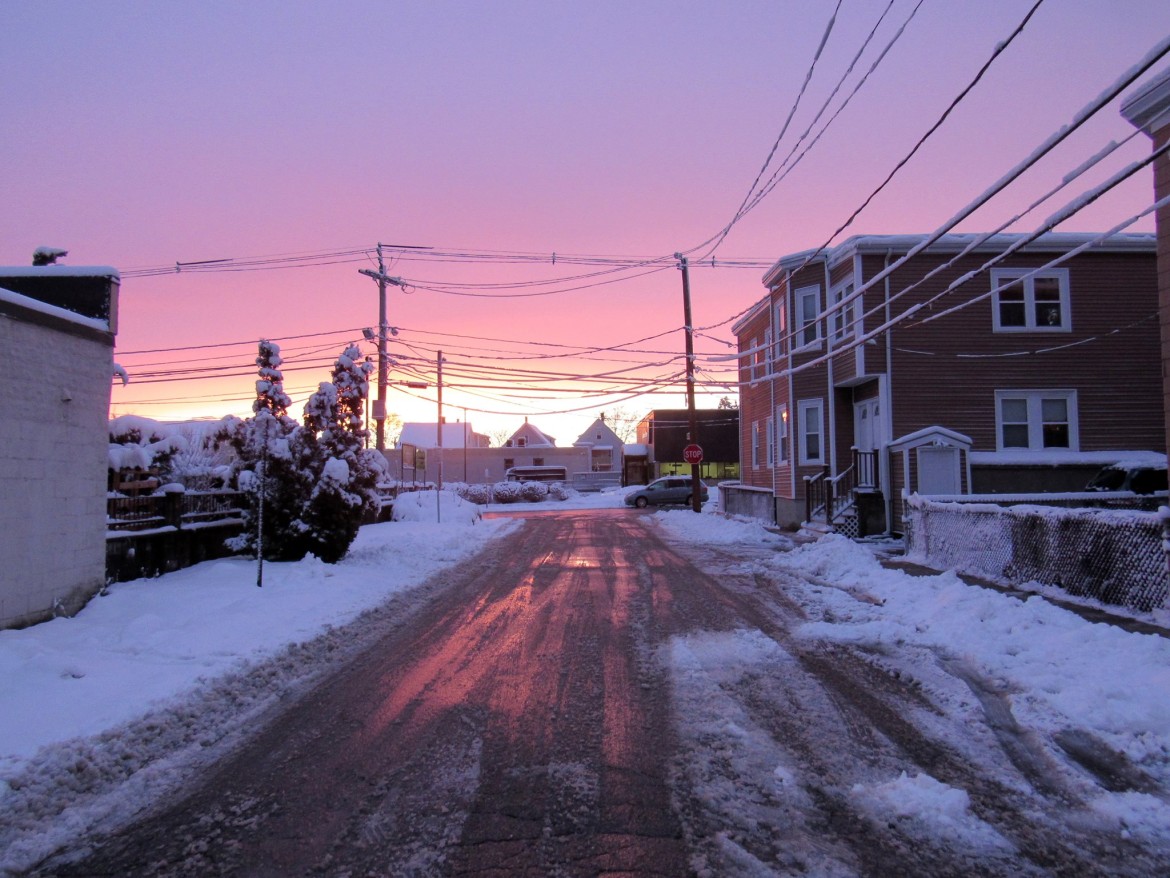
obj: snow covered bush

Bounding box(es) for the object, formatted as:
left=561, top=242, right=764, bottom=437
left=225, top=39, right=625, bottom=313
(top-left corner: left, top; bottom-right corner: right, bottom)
left=547, top=483, right=575, bottom=502
left=520, top=481, right=548, bottom=502
left=456, top=483, right=492, bottom=505
left=491, top=481, right=523, bottom=504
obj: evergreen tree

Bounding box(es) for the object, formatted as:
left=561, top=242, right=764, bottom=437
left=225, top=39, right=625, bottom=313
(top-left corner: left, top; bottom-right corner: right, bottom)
left=300, top=345, right=382, bottom=563
left=226, top=340, right=313, bottom=562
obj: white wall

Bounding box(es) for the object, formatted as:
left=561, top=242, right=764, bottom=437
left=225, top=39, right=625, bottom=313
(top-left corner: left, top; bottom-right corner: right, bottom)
left=0, top=312, right=112, bottom=629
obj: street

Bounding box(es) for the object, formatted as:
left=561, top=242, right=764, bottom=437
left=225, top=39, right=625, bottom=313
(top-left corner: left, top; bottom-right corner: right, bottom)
left=35, top=509, right=1170, bottom=877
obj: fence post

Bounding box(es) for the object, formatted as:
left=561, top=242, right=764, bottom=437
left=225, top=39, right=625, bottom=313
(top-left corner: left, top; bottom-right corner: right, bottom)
left=1161, top=506, right=1170, bottom=582
left=163, top=484, right=185, bottom=529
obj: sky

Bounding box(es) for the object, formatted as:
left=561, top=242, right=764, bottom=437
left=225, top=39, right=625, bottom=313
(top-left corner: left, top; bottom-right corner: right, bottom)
left=3, top=1, right=1170, bottom=444
left=2, top=497, right=1168, bottom=870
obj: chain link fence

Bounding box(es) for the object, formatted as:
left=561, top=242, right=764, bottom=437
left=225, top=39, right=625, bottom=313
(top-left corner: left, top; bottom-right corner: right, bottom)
left=905, top=495, right=1169, bottom=612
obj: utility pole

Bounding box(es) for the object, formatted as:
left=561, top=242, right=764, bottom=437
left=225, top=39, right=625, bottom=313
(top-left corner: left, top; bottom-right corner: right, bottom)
left=437, top=350, right=444, bottom=523
left=358, top=243, right=405, bottom=451
left=676, top=253, right=702, bottom=513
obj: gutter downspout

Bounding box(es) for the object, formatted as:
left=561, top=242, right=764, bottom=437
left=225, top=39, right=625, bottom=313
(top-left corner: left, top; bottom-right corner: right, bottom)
left=825, top=257, right=836, bottom=482
left=883, top=249, right=895, bottom=533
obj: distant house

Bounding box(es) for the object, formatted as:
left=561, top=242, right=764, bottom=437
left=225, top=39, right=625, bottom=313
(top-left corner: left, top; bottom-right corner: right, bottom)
left=637, top=409, right=740, bottom=481
left=504, top=419, right=556, bottom=449
left=732, top=233, right=1163, bottom=533
left=573, top=416, right=624, bottom=473
left=389, top=417, right=588, bottom=486
left=1, top=262, right=120, bottom=629
left=398, top=421, right=490, bottom=449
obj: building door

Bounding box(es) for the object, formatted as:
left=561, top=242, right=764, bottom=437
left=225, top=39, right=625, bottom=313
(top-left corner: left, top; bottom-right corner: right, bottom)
left=917, top=446, right=960, bottom=495
left=853, top=399, right=883, bottom=488
left=853, top=399, right=883, bottom=452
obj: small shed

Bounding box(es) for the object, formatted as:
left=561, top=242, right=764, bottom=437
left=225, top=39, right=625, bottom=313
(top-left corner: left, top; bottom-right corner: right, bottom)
left=888, top=426, right=973, bottom=531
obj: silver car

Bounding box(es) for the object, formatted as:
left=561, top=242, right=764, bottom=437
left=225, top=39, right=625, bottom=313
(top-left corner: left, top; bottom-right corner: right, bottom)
left=624, top=476, right=708, bottom=509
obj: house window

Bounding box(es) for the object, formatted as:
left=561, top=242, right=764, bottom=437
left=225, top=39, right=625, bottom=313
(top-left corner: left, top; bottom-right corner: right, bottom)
left=995, top=390, right=1078, bottom=451
left=750, top=336, right=765, bottom=382
left=776, top=404, right=789, bottom=464
left=517, top=436, right=527, bottom=447
left=766, top=416, right=775, bottom=467
left=831, top=281, right=856, bottom=340
left=991, top=268, right=1070, bottom=331
left=504, top=458, right=515, bottom=470
left=798, top=399, right=824, bottom=464
left=533, top=457, right=544, bottom=466
left=774, top=298, right=787, bottom=358
left=797, top=286, right=820, bottom=347
left=763, top=328, right=772, bottom=375
left=751, top=420, right=761, bottom=467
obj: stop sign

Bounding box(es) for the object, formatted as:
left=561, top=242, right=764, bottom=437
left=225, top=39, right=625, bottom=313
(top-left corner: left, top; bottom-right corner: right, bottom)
left=683, top=443, right=704, bottom=464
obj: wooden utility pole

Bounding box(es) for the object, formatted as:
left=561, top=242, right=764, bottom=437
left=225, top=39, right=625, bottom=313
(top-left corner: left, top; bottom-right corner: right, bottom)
left=676, top=254, right=702, bottom=513
left=436, top=350, right=444, bottom=523
left=358, top=243, right=405, bottom=451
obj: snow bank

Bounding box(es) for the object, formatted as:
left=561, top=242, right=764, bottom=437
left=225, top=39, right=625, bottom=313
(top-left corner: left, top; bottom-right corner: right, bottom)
left=391, top=489, right=482, bottom=524
left=777, top=536, right=1170, bottom=770
left=0, top=517, right=511, bottom=771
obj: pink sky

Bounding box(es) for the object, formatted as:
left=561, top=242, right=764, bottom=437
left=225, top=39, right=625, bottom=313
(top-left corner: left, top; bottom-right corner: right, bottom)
left=3, top=1, right=1169, bottom=444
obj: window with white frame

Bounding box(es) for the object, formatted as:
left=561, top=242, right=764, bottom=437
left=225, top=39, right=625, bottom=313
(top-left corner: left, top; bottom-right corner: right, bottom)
left=831, top=281, right=857, bottom=340
left=751, top=420, right=761, bottom=467
left=774, top=298, right=787, bottom=359
left=750, top=336, right=761, bottom=381
left=798, top=399, right=824, bottom=464
left=991, top=268, right=1070, bottom=331
left=766, top=416, right=774, bottom=467
left=763, top=328, right=772, bottom=375
left=776, top=403, right=789, bottom=464
left=995, top=390, right=1078, bottom=451
left=796, top=286, right=820, bottom=347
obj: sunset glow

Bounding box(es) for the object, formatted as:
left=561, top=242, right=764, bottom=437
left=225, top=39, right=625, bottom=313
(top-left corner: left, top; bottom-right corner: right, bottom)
left=4, top=1, right=1169, bottom=443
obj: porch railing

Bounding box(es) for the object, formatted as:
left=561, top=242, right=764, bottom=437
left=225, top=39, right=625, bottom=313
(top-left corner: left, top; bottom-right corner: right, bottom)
left=804, top=448, right=880, bottom=528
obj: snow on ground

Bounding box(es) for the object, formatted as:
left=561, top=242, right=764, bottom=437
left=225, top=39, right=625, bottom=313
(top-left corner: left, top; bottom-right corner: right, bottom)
left=4, top=487, right=1170, bottom=871
left=0, top=495, right=517, bottom=873
left=649, top=515, right=1170, bottom=848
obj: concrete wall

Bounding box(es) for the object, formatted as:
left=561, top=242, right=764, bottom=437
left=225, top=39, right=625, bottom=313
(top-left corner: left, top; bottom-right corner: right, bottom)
left=721, top=483, right=777, bottom=524
left=1, top=303, right=114, bottom=629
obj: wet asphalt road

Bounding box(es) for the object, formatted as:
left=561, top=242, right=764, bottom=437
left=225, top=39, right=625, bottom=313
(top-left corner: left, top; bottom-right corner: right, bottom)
left=44, top=510, right=701, bottom=877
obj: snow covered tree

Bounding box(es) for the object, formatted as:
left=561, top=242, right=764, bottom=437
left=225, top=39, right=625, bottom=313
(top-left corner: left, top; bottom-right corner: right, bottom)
left=226, top=341, right=313, bottom=562
left=299, top=345, right=382, bottom=563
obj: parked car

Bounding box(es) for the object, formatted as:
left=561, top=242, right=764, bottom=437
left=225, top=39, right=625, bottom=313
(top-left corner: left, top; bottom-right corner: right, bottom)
left=624, top=476, right=708, bottom=508
left=1084, top=462, right=1168, bottom=495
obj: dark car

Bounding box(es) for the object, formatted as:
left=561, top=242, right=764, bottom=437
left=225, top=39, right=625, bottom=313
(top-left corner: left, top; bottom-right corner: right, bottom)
left=1085, top=463, right=1168, bottom=495
left=624, top=476, right=709, bottom=509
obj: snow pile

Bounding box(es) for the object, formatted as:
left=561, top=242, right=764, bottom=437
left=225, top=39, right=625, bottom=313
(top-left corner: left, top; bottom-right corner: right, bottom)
left=849, top=772, right=1012, bottom=851
left=774, top=536, right=1170, bottom=825
left=656, top=506, right=792, bottom=549
left=391, top=489, right=481, bottom=525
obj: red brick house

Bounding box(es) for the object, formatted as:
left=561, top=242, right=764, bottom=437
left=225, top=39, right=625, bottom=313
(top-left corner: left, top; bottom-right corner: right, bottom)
left=732, top=233, right=1163, bottom=533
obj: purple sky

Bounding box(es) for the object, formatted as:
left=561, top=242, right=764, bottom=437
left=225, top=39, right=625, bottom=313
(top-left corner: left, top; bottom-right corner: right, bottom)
left=4, top=1, right=1169, bottom=444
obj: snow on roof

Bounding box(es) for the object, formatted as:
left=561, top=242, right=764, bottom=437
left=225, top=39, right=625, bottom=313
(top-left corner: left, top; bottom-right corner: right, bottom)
left=1121, top=64, right=1170, bottom=134
left=398, top=422, right=482, bottom=449
left=968, top=450, right=1166, bottom=467
left=0, top=284, right=110, bottom=332
left=0, top=265, right=119, bottom=279
left=761, top=232, right=1157, bottom=286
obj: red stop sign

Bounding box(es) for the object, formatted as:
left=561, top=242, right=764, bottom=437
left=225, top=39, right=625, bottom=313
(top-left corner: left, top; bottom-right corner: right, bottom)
left=683, top=444, right=704, bottom=464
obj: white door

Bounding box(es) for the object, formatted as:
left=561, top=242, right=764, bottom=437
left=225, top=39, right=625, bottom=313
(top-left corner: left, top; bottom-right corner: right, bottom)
left=854, top=399, right=883, bottom=488
left=854, top=399, right=883, bottom=452
left=917, top=446, right=960, bottom=496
